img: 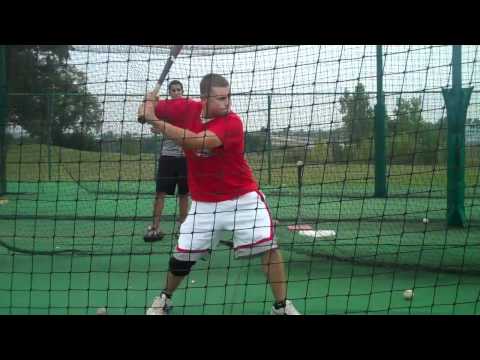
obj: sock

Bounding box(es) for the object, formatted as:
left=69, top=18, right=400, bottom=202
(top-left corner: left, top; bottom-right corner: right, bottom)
left=273, top=300, right=286, bottom=309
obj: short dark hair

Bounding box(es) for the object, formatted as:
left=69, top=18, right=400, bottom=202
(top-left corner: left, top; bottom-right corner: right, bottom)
left=168, top=80, right=183, bottom=91
left=200, top=74, right=229, bottom=98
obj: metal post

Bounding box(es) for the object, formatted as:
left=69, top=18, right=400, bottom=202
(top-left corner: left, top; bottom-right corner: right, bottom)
left=374, top=45, right=387, bottom=197
left=442, top=45, right=473, bottom=227
left=0, top=46, right=7, bottom=195
left=267, top=95, right=272, bottom=185
left=47, top=92, right=53, bottom=181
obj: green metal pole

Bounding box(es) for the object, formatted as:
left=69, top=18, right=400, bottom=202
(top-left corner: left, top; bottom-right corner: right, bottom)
left=267, top=95, right=272, bottom=185
left=442, top=45, right=473, bottom=227
left=452, top=45, right=462, bottom=90
left=374, top=45, right=387, bottom=197
left=47, top=92, right=53, bottom=181
left=0, top=46, right=7, bottom=196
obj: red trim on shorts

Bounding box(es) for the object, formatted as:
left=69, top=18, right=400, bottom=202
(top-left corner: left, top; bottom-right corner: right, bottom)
left=256, top=190, right=275, bottom=239
left=233, top=191, right=275, bottom=250
left=176, top=246, right=210, bottom=253
left=234, top=236, right=274, bottom=250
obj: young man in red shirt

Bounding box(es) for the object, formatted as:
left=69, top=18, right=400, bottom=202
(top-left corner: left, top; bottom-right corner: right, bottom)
left=140, top=73, right=300, bottom=315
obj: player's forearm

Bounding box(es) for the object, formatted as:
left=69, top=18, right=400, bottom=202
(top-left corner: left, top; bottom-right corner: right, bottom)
left=151, top=120, right=214, bottom=150
left=144, top=100, right=220, bottom=150
left=152, top=120, right=191, bottom=147
left=138, top=95, right=160, bottom=125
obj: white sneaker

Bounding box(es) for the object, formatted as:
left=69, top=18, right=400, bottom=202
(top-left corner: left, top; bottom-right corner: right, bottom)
left=146, top=293, right=173, bottom=315
left=270, top=300, right=301, bottom=315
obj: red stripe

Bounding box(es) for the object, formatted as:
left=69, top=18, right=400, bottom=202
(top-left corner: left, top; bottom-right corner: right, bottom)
left=234, top=236, right=274, bottom=250
left=256, top=190, right=275, bottom=240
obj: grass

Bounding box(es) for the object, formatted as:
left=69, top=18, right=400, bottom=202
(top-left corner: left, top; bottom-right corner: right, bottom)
left=6, top=144, right=156, bottom=182
left=6, top=144, right=480, bottom=194
left=1, top=243, right=480, bottom=315
left=3, top=143, right=479, bottom=225
left=1, top=143, right=480, bottom=314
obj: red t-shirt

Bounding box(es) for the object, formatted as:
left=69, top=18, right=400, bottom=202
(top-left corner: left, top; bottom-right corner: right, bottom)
left=155, top=98, right=258, bottom=202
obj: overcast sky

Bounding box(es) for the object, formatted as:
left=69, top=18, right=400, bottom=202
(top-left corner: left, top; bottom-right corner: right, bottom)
left=68, top=45, right=479, bottom=135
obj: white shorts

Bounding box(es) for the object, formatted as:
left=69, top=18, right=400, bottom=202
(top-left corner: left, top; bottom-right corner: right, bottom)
left=174, top=191, right=278, bottom=261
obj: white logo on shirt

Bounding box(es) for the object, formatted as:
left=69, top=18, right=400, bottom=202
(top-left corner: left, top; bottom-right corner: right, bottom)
left=195, top=148, right=214, bottom=157
left=201, top=116, right=214, bottom=124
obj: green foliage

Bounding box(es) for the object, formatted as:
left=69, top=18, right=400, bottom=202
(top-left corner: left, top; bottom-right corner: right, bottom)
left=307, top=141, right=346, bottom=163
left=245, top=129, right=267, bottom=153
left=389, top=97, right=423, bottom=133
left=4, top=132, right=14, bottom=146
left=387, top=97, right=447, bottom=165
left=348, top=139, right=373, bottom=163
left=142, top=137, right=160, bottom=154
left=53, top=131, right=99, bottom=152
left=99, top=131, right=159, bottom=155
left=388, top=132, right=416, bottom=164
left=6, top=46, right=102, bottom=144
left=339, top=83, right=375, bottom=143
left=466, top=145, right=480, bottom=167
left=121, top=133, right=142, bottom=156
left=282, top=146, right=306, bottom=163
left=334, top=92, right=454, bottom=166
left=309, top=142, right=329, bottom=163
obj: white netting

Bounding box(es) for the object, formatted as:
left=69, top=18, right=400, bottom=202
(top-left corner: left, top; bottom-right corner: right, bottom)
left=72, top=45, right=294, bottom=57
left=68, top=45, right=470, bottom=136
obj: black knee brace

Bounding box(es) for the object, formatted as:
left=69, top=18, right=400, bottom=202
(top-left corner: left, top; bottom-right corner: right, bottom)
left=169, top=257, right=196, bottom=276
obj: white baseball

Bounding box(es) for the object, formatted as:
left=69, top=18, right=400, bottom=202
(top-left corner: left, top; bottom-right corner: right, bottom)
left=96, top=307, right=107, bottom=315
left=403, top=289, right=414, bottom=300
left=422, top=218, right=429, bottom=224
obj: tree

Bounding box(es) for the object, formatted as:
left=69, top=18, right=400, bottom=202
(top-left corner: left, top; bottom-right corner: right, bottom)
left=467, top=118, right=480, bottom=126
left=121, top=132, right=141, bottom=155
left=245, top=129, right=267, bottom=153
left=388, top=96, right=445, bottom=165
left=389, top=97, right=423, bottom=134
left=6, top=46, right=102, bottom=145
left=339, top=83, right=374, bottom=143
